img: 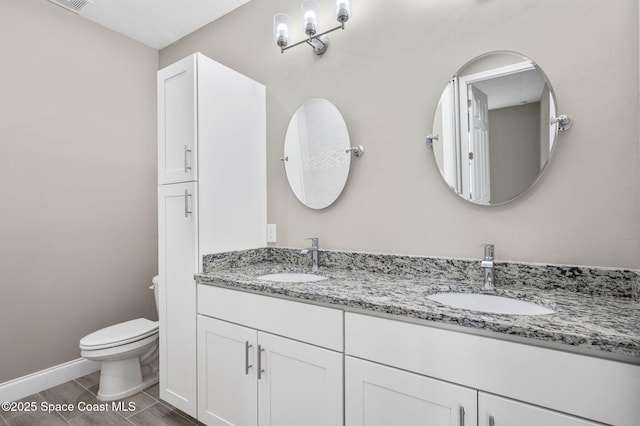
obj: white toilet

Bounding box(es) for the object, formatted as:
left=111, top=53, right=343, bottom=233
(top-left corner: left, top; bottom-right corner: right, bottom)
left=79, top=276, right=160, bottom=401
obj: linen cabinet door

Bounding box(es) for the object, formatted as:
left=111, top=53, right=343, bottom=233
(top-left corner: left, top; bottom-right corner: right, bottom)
left=158, top=182, right=198, bottom=415
left=158, top=54, right=197, bottom=185
left=479, top=393, right=601, bottom=426
left=257, top=332, right=343, bottom=426
left=198, top=315, right=258, bottom=426
left=345, top=357, right=476, bottom=426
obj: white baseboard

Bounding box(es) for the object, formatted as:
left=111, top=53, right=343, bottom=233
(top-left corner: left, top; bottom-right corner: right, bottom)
left=0, top=358, right=100, bottom=403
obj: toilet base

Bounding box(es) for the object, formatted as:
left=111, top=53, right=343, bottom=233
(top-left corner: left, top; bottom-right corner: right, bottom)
left=95, top=347, right=159, bottom=401
left=97, top=368, right=158, bottom=401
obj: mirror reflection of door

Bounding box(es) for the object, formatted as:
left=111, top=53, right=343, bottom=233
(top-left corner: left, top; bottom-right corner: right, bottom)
left=465, top=62, right=546, bottom=204
left=468, top=84, right=490, bottom=204
left=433, top=52, right=558, bottom=205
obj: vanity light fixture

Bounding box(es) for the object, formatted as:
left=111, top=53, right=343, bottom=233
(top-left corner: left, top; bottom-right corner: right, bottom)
left=274, top=0, right=352, bottom=55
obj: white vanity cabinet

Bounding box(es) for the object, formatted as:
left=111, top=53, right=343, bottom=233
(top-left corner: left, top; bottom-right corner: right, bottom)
left=345, top=356, right=476, bottom=426
left=197, top=285, right=344, bottom=426
left=196, top=316, right=256, bottom=426
left=345, top=356, right=598, bottom=426
left=478, top=393, right=600, bottom=426
left=157, top=52, right=266, bottom=417
left=198, top=315, right=343, bottom=426
left=345, top=312, right=640, bottom=426
left=191, top=284, right=638, bottom=425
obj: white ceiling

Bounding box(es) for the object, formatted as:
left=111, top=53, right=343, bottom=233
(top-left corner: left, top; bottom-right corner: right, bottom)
left=473, top=68, right=547, bottom=110
left=47, top=0, right=251, bottom=49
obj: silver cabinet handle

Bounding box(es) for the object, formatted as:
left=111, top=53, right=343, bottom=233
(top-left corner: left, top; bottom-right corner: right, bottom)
left=244, top=341, right=253, bottom=375
left=184, top=145, right=192, bottom=173
left=257, top=345, right=265, bottom=380
left=184, top=190, right=192, bottom=217
left=459, top=406, right=465, bottom=426
left=489, top=415, right=495, bottom=426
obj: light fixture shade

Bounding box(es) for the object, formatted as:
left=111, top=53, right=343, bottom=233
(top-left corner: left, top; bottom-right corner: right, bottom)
left=301, top=0, right=319, bottom=36
left=336, top=0, right=352, bottom=23
left=274, top=14, right=290, bottom=47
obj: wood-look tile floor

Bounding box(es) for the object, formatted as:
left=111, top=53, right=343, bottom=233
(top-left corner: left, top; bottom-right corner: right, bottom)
left=0, top=372, right=204, bottom=426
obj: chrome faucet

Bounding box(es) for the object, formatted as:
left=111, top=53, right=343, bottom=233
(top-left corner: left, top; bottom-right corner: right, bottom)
left=301, top=237, right=319, bottom=273
left=481, top=244, right=495, bottom=289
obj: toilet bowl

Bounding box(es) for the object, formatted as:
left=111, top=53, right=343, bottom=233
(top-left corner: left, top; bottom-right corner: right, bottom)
left=79, top=276, right=160, bottom=401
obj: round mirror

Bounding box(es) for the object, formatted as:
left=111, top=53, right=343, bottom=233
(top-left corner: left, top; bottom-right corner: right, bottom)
left=283, top=98, right=351, bottom=209
left=431, top=51, right=561, bottom=205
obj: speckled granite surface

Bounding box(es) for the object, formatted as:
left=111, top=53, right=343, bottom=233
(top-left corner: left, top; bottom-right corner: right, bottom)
left=198, top=248, right=640, bottom=362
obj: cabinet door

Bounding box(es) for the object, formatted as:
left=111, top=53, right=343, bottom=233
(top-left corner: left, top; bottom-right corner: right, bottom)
left=197, top=55, right=267, bottom=253
left=158, top=54, right=197, bottom=184
left=479, top=393, right=601, bottom=426
left=158, top=182, right=198, bottom=415
left=198, top=316, right=258, bottom=426
left=345, top=357, right=476, bottom=426
left=258, top=332, right=343, bottom=426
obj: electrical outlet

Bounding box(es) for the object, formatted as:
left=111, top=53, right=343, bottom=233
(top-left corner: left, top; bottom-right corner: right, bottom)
left=266, top=224, right=277, bottom=243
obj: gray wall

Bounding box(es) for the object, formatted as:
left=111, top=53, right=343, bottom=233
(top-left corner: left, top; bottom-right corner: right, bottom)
left=489, top=102, right=541, bottom=203
left=0, top=0, right=158, bottom=382
left=162, top=0, right=639, bottom=269
left=0, top=0, right=636, bottom=386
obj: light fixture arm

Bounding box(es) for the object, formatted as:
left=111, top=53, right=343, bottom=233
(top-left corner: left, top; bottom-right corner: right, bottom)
left=280, top=22, right=345, bottom=54
left=274, top=0, right=351, bottom=55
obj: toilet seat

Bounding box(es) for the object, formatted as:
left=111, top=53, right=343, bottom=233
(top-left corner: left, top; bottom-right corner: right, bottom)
left=80, top=318, right=158, bottom=351
left=79, top=277, right=160, bottom=401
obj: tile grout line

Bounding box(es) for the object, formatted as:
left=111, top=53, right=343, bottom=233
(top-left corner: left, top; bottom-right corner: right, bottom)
left=34, top=389, right=70, bottom=426
left=152, top=399, right=202, bottom=425
left=146, top=398, right=202, bottom=425
left=8, top=374, right=201, bottom=426
left=72, top=376, right=166, bottom=419
left=60, top=377, right=161, bottom=425
left=71, top=379, right=95, bottom=396
left=123, top=390, right=171, bottom=425
left=37, top=386, right=77, bottom=426
left=56, top=409, right=70, bottom=425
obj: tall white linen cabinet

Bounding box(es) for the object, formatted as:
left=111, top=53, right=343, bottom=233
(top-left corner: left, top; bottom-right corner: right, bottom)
left=157, top=52, right=266, bottom=416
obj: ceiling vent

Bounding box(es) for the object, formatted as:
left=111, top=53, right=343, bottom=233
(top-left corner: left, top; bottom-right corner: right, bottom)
left=47, top=0, right=93, bottom=14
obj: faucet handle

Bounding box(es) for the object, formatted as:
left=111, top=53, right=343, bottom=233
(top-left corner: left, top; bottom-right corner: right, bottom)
left=483, top=243, right=494, bottom=259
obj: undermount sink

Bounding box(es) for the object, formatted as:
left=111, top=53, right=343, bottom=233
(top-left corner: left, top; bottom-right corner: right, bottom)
left=427, top=292, right=554, bottom=315
left=257, top=273, right=328, bottom=283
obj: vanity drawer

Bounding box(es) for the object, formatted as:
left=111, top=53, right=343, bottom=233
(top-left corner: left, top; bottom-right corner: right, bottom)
left=345, top=312, right=640, bottom=426
left=198, top=284, right=343, bottom=351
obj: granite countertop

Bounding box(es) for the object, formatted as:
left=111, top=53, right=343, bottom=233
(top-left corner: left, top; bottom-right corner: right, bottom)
left=196, top=248, right=640, bottom=364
